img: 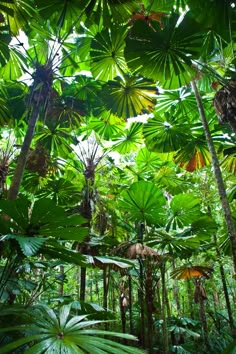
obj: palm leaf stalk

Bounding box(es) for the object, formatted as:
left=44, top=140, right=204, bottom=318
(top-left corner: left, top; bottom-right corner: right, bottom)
left=191, top=80, right=236, bottom=274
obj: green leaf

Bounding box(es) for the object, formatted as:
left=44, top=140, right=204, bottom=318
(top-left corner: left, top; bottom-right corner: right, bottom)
left=0, top=334, right=49, bottom=354
left=0, top=196, right=30, bottom=230
left=155, top=88, right=198, bottom=119
left=143, top=114, right=191, bottom=153
left=40, top=244, right=88, bottom=266
left=221, top=340, right=236, bottom=354
left=111, top=122, right=143, bottom=154
left=30, top=198, right=66, bottom=225
left=5, top=0, right=36, bottom=35
left=87, top=113, right=125, bottom=140
left=119, top=180, right=166, bottom=225
left=0, top=304, right=145, bottom=354
left=125, top=13, right=202, bottom=89
left=0, top=48, right=26, bottom=80
left=39, top=226, right=88, bottom=241
left=90, top=26, right=128, bottom=81
left=2, top=235, right=46, bottom=256
left=167, top=194, right=201, bottom=231
left=174, top=133, right=211, bottom=172
left=136, top=147, right=162, bottom=171
left=36, top=178, right=83, bottom=207
left=0, top=32, right=11, bottom=66
left=101, top=75, right=157, bottom=118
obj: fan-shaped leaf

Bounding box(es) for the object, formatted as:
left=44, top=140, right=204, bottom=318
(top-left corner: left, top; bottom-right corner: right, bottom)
left=1, top=235, right=46, bottom=256
left=167, top=194, right=201, bottom=231
left=136, top=147, right=162, bottom=171
left=174, top=134, right=211, bottom=171
left=0, top=304, right=145, bottom=354
left=171, top=265, right=213, bottom=280
left=101, top=76, right=157, bottom=119
left=125, top=13, right=202, bottom=89
left=143, top=114, right=191, bottom=153
left=111, top=122, right=143, bottom=154
left=88, top=113, right=125, bottom=140
left=0, top=196, right=30, bottom=230
left=0, top=48, right=26, bottom=80
left=119, top=180, right=166, bottom=225
left=155, top=88, right=198, bottom=118
left=90, top=26, right=128, bottom=81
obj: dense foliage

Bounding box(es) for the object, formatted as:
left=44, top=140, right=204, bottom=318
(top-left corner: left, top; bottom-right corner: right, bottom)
left=0, top=0, right=236, bottom=353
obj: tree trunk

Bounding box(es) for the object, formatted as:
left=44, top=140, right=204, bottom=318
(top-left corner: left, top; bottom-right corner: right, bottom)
left=213, top=233, right=236, bottom=337
left=192, top=80, right=236, bottom=274
left=145, top=260, right=154, bottom=354
left=103, top=267, right=108, bottom=310
left=58, top=265, right=64, bottom=297
left=160, top=263, right=169, bottom=354
left=119, top=282, right=128, bottom=337
left=194, top=279, right=209, bottom=351
left=128, top=273, right=134, bottom=334
left=172, top=261, right=181, bottom=315
left=8, top=104, right=41, bottom=200
left=138, top=257, right=146, bottom=348
left=103, top=267, right=110, bottom=331
left=95, top=274, right=100, bottom=305
left=155, top=282, right=162, bottom=349
left=8, top=79, right=51, bottom=200
left=187, top=279, right=193, bottom=318
left=80, top=267, right=86, bottom=302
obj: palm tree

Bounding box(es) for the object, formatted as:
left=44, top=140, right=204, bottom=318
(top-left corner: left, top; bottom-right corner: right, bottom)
left=124, top=1, right=236, bottom=273
left=0, top=303, right=145, bottom=353
left=1, top=1, right=236, bottom=353
left=171, top=265, right=214, bottom=351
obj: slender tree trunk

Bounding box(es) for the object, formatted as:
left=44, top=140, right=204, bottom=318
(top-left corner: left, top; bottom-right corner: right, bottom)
left=103, top=267, right=110, bottom=331
left=103, top=267, right=108, bottom=310
left=145, top=260, right=154, bottom=354
left=90, top=276, right=93, bottom=302
left=120, top=293, right=127, bottom=334
left=192, top=80, right=236, bottom=273
left=80, top=267, right=86, bottom=302
left=111, top=279, right=115, bottom=312
left=58, top=265, right=64, bottom=297
left=155, top=283, right=162, bottom=349
left=187, top=279, right=193, bottom=318
left=8, top=104, right=41, bottom=200
left=128, top=274, right=134, bottom=334
left=213, top=233, right=236, bottom=337
left=138, top=258, right=146, bottom=348
left=195, top=279, right=209, bottom=351
left=172, top=261, right=181, bottom=315
left=8, top=78, right=51, bottom=200
left=95, top=274, right=100, bottom=305
left=160, top=263, right=169, bottom=354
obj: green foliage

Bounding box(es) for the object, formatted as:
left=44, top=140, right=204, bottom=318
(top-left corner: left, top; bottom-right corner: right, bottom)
left=118, top=180, right=166, bottom=225
left=125, top=12, right=202, bottom=89
left=0, top=196, right=88, bottom=260
left=143, top=113, right=191, bottom=153
left=0, top=1, right=236, bottom=354
left=101, top=75, right=157, bottom=118
left=90, top=26, right=128, bottom=81
left=0, top=304, right=145, bottom=354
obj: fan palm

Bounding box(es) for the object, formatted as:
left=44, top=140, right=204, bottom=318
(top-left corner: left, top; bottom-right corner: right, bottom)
left=0, top=303, right=145, bottom=353
left=118, top=180, right=167, bottom=226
